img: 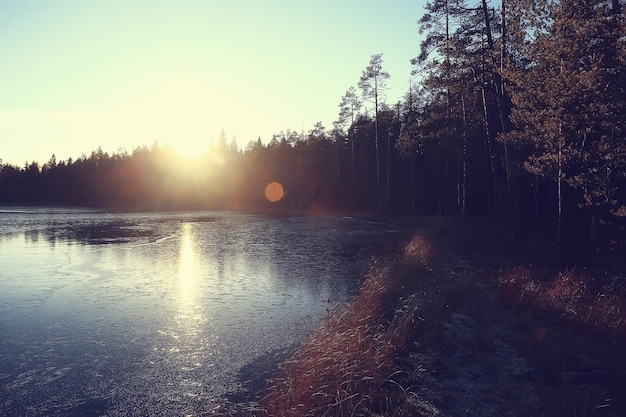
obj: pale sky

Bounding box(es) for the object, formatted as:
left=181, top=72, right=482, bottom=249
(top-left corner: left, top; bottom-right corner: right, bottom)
left=0, top=0, right=426, bottom=166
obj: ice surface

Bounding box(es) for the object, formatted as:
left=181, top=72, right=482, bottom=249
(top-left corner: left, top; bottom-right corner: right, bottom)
left=0, top=209, right=408, bottom=415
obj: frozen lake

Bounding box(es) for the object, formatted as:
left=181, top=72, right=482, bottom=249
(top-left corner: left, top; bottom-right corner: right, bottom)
left=0, top=208, right=407, bottom=416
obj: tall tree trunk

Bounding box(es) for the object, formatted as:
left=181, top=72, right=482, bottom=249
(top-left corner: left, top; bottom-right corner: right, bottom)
left=374, top=80, right=380, bottom=188
left=557, top=127, right=563, bottom=258
left=445, top=0, right=451, bottom=137
left=373, top=84, right=382, bottom=210
left=481, top=0, right=494, bottom=48
left=500, top=0, right=506, bottom=78
left=461, top=96, right=468, bottom=216
left=335, top=140, right=341, bottom=189
left=351, top=127, right=356, bottom=183
left=386, top=128, right=391, bottom=205
left=411, top=153, right=416, bottom=215
left=534, top=174, right=540, bottom=218
left=483, top=0, right=513, bottom=214
left=498, top=0, right=513, bottom=214
left=481, top=83, right=500, bottom=214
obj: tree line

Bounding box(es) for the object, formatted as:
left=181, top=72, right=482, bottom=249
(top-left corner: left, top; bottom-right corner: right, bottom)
left=1, top=0, right=625, bottom=251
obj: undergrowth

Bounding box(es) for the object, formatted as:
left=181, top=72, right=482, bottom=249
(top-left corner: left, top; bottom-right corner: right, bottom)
left=217, top=216, right=626, bottom=417
left=497, top=266, right=626, bottom=336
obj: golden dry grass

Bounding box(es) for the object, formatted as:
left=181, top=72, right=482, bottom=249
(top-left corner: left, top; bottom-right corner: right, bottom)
left=498, top=266, right=626, bottom=335
left=260, top=237, right=440, bottom=417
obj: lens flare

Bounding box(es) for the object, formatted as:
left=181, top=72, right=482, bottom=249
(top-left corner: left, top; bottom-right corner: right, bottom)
left=264, top=182, right=284, bottom=202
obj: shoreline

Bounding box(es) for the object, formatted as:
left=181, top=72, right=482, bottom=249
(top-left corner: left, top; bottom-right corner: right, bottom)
left=221, top=216, right=626, bottom=416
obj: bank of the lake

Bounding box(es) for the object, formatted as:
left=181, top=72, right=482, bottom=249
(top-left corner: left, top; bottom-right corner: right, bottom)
left=221, top=216, right=626, bottom=417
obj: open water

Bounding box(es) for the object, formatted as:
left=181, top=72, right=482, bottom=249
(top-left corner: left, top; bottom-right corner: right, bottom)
left=0, top=208, right=407, bottom=416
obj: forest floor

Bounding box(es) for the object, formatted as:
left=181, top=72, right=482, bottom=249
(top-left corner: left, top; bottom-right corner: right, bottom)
left=217, top=215, right=626, bottom=417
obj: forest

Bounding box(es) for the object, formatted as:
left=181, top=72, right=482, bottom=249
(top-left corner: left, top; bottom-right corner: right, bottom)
left=1, top=0, right=625, bottom=256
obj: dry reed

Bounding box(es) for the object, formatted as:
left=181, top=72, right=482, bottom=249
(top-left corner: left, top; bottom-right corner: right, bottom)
left=261, top=237, right=438, bottom=417
left=499, top=266, right=626, bottom=335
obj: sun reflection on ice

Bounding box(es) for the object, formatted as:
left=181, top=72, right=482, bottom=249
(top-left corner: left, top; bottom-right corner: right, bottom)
left=178, top=222, right=199, bottom=305
left=173, top=222, right=207, bottom=376
left=176, top=222, right=208, bottom=338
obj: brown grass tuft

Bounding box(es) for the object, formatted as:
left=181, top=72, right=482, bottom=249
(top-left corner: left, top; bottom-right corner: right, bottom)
left=260, top=237, right=439, bottom=417
left=498, top=266, right=626, bottom=335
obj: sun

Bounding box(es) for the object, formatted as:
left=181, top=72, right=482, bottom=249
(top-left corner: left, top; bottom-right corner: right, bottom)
left=165, top=143, right=227, bottom=184
left=168, top=140, right=225, bottom=167
left=167, top=138, right=207, bottom=161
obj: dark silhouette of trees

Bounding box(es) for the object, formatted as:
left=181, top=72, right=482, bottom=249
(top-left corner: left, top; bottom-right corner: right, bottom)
left=335, top=86, right=362, bottom=186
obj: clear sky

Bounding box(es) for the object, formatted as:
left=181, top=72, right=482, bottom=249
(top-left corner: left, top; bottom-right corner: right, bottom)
left=0, top=0, right=427, bottom=166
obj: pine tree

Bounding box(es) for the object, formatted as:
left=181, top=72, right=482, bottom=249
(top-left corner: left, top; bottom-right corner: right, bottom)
left=358, top=53, right=390, bottom=208
left=502, top=0, right=626, bottom=247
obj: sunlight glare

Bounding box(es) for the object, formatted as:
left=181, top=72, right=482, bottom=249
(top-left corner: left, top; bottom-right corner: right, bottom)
left=169, top=142, right=226, bottom=166
left=207, top=150, right=226, bottom=166
left=172, top=140, right=209, bottom=161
